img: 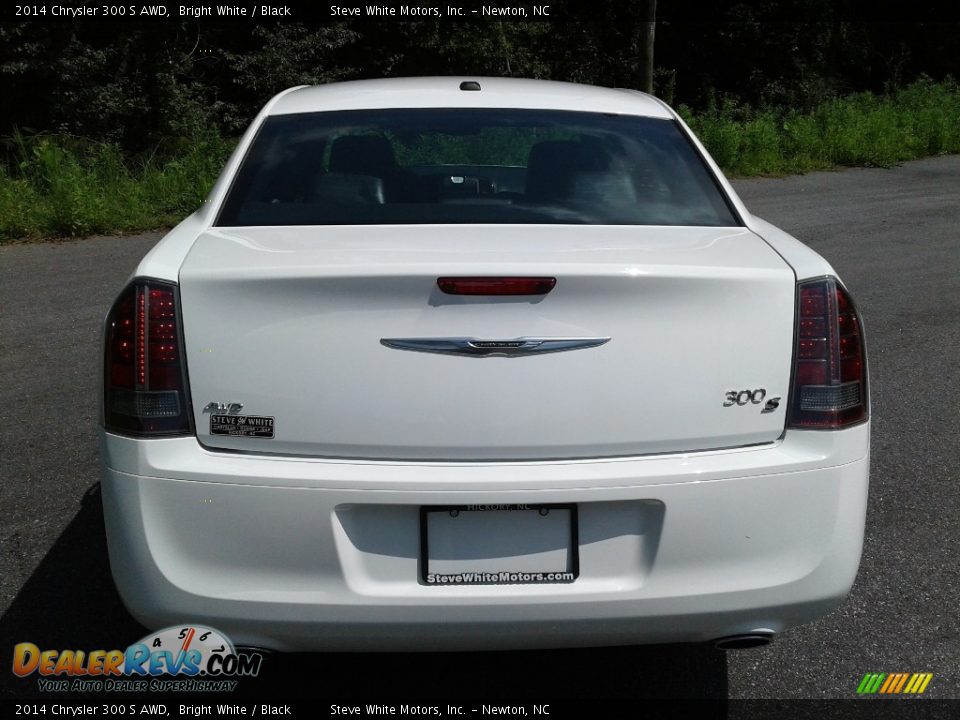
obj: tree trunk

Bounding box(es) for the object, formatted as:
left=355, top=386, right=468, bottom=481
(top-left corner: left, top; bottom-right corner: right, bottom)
left=639, top=0, right=657, bottom=94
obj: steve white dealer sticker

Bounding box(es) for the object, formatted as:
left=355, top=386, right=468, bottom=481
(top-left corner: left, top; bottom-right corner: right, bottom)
left=209, top=414, right=275, bottom=438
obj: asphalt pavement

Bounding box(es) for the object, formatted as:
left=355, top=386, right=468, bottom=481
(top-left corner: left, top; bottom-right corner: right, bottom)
left=1, top=156, right=958, bottom=701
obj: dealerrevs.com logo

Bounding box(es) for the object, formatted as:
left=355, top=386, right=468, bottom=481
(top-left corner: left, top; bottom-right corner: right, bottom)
left=12, top=625, right=263, bottom=692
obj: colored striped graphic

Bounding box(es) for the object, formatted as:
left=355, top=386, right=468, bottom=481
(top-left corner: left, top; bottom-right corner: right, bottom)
left=857, top=672, right=933, bottom=695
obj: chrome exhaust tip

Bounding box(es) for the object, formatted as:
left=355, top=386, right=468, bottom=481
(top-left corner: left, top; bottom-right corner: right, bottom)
left=713, top=633, right=774, bottom=650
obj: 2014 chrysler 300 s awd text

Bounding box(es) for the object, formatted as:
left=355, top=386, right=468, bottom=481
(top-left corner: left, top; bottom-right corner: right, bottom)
left=99, top=77, right=870, bottom=652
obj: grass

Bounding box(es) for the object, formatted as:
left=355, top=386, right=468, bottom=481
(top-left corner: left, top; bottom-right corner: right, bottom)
left=1, top=78, right=959, bottom=241
left=679, top=77, right=960, bottom=176
left=0, top=132, right=234, bottom=241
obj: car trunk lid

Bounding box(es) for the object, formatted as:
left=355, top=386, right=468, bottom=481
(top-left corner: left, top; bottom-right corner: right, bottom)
left=178, top=225, right=795, bottom=460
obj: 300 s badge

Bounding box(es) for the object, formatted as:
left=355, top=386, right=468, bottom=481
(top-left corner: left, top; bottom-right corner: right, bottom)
left=723, top=388, right=781, bottom=413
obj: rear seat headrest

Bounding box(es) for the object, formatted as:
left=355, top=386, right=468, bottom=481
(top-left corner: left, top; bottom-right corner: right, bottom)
left=524, top=140, right=583, bottom=201
left=329, top=135, right=397, bottom=175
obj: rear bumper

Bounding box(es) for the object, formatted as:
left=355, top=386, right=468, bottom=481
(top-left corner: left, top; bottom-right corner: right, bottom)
left=100, top=425, right=869, bottom=651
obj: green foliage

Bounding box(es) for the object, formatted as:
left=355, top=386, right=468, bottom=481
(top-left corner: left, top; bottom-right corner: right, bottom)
left=403, top=20, right=552, bottom=79
left=392, top=127, right=574, bottom=166
left=1, top=79, right=958, bottom=241
left=683, top=77, right=960, bottom=176
left=0, top=131, right=233, bottom=241
left=0, top=22, right=361, bottom=147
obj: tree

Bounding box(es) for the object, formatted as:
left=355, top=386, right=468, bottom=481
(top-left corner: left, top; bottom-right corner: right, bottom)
left=639, top=0, right=657, bottom=93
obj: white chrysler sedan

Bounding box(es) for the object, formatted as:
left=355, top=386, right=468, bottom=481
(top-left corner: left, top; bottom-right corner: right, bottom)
left=100, top=77, right=869, bottom=652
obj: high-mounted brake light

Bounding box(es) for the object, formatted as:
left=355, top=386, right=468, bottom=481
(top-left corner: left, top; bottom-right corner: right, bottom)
left=103, top=279, right=192, bottom=436
left=788, top=277, right=868, bottom=429
left=437, top=277, right=557, bottom=295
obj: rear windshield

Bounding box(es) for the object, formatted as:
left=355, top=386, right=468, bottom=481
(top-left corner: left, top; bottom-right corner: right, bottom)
left=216, top=108, right=739, bottom=227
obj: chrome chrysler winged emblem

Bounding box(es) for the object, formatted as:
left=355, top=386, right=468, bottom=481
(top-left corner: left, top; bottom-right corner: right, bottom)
left=380, top=337, right=610, bottom=357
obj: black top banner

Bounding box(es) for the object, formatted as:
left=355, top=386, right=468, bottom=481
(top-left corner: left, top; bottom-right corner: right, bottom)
left=3, top=0, right=960, bottom=23
left=4, top=699, right=960, bottom=719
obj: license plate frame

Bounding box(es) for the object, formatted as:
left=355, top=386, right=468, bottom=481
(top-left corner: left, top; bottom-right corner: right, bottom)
left=419, top=503, right=579, bottom=586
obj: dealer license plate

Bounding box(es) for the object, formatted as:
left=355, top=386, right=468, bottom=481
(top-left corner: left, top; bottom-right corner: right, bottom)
left=420, top=504, right=578, bottom=586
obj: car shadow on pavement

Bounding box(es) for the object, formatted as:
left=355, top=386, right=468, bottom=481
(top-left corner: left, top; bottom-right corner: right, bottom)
left=0, top=484, right=148, bottom=697
left=1, top=484, right=728, bottom=700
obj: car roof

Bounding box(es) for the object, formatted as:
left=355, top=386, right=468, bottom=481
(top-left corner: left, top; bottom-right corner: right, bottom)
left=268, top=77, right=674, bottom=119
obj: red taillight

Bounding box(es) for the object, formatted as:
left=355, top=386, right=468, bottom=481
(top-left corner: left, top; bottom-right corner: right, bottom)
left=437, top=277, right=557, bottom=295
left=103, top=279, right=192, bottom=436
left=788, top=277, right=868, bottom=429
